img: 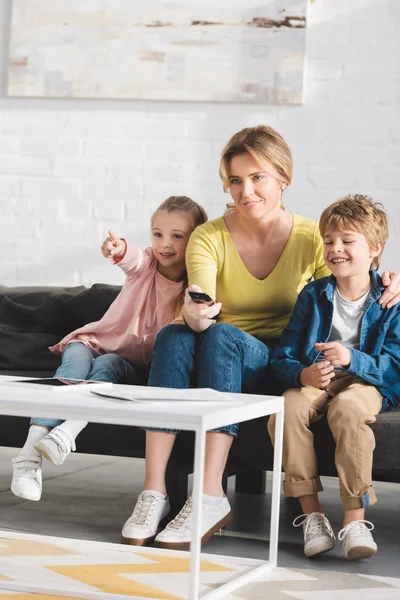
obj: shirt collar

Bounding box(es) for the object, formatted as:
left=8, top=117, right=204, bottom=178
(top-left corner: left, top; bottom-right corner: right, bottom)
left=319, top=270, right=383, bottom=302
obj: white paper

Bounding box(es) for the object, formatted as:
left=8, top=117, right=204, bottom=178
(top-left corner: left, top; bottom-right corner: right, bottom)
left=91, top=386, right=241, bottom=403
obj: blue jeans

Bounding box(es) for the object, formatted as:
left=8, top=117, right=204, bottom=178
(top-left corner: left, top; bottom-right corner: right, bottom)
left=32, top=342, right=148, bottom=428
left=146, top=322, right=276, bottom=436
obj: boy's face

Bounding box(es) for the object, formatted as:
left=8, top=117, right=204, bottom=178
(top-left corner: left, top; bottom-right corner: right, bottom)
left=323, top=229, right=381, bottom=278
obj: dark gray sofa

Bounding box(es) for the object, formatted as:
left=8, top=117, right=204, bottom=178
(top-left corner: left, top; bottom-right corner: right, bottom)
left=1, top=284, right=399, bottom=512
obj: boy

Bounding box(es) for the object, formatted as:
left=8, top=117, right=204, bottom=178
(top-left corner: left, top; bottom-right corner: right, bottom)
left=268, top=194, right=400, bottom=560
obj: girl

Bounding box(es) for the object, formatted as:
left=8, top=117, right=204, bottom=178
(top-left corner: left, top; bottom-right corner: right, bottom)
left=11, top=196, right=207, bottom=503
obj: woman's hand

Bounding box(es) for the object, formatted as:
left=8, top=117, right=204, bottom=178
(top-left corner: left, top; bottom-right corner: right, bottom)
left=184, top=285, right=222, bottom=321
left=380, top=271, right=400, bottom=308
left=101, top=230, right=126, bottom=259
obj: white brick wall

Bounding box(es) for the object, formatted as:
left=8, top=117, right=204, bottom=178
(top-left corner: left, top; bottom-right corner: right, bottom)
left=0, top=0, right=399, bottom=286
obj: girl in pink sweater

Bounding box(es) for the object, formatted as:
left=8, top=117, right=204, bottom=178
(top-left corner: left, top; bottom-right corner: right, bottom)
left=11, top=196, right=207, bottom=502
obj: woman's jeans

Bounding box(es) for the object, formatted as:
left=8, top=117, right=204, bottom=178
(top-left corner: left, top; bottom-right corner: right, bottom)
left=32, top=342, right=148, bottom=428
left=146, top=322, right=276, bottom=436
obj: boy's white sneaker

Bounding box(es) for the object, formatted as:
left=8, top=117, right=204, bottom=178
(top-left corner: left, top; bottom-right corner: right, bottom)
left=121, top=491, right=170, bottom=546
left=338, top=520, right=377, bottom=560
left=34, top=427, right=75, bottom=466
left=154, top=495, right=232, bottom=550
left=293, top=512, right=336, bottom=557
left=11, top=454, right=42, bottom=501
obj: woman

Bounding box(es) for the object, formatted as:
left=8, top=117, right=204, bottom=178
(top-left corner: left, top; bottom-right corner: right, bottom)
left=120, top=125, right=400, bottom=549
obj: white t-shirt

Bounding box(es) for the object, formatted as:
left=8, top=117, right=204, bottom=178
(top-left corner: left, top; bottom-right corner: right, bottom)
left=328, top=286, right=371, bottom=349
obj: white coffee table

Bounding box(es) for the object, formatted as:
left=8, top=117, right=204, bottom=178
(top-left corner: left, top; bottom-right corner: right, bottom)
left=0, top=377, right=284, bottom=600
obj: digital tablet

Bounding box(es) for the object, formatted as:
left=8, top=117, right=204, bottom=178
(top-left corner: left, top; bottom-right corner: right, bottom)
left=2, top=378, right=113, bottom=393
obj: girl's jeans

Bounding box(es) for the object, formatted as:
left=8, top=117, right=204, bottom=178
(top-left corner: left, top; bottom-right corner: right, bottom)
left=32, top=342, right=148, bottom=428
left=146, top=322, right=276, bottom=436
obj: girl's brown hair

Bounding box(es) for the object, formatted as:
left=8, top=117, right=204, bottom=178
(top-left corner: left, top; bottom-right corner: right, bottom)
left=219, top=124, right=293, bottom=210
left=319, top=194, right=388, bottom=270
left=151, top=196, right=208, bottom=316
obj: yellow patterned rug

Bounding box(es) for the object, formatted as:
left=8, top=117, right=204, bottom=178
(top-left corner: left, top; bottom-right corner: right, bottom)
left=1, top=531, right=400, bottom=599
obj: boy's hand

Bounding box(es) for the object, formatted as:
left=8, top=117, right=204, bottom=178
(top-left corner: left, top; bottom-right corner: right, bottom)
left=101, top=230, right=126, bottom=258
left=314, top=342, right=351, bottom=367
left=184, top=285, right=222, bottom=320
left=299, top=361, right=335, bottom=388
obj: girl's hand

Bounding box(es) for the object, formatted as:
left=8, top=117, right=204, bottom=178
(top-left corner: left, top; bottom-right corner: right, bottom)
left=184, top=285, right=222, bottom=321
left=380, top=271, right=400, bottom=308
left=314, top=342, right=351, bottom=367
left=101, top=230, right=126, bottom=258
left=299, top=361, right=335, bottom=388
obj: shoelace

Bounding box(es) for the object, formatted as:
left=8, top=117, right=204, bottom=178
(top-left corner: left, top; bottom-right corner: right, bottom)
left=293, top=512, right=335, bottom=541
left=338, top=519, right=375, bottom=542
left=129, top=493, right=158, bottom=526
left=166, top=497, right=194, bottom=531
left=46, top=428, right=76, bottom=453
left=12, top=455, right=41, bottom=477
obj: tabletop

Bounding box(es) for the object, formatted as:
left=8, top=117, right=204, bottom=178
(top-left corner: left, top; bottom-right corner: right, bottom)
left=0, top=376, right=283, bottom=432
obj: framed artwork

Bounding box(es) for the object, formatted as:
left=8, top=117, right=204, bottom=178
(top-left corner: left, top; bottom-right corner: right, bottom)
left=8, top=0, right=307, bottom=103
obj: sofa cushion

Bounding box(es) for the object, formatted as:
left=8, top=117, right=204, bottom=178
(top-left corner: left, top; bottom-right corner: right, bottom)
left=0, top=284, right=120, bottom=371
left=62, top=284, right=121, bottom=330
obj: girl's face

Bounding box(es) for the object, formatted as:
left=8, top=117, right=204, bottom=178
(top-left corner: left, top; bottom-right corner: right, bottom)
left=227, top=152, right=285, bottom=222
left=151, top=210, right=193, bottom=279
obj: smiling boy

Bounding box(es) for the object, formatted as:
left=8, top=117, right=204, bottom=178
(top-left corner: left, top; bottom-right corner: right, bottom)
left=268, top=194, right=400, bottom=560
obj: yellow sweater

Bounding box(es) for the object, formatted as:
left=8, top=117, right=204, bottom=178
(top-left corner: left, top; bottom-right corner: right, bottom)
left=186, top=213, right=330, bottom=340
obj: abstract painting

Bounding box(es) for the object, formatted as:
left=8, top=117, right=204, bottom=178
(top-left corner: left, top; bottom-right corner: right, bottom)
left=8, top=0, right=307, bottom=103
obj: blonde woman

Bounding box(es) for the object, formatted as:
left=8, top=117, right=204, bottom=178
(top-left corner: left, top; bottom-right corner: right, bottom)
left=121, top=125, right=400, bottom=549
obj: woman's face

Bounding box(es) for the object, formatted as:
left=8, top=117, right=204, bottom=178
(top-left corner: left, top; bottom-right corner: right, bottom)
left=227, top=152, right=285, bottom=221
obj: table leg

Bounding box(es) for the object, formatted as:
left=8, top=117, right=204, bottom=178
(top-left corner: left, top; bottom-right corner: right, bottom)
left=188, top=427, right=206, bottom=600
left=269, top=407, right=284, bottom=567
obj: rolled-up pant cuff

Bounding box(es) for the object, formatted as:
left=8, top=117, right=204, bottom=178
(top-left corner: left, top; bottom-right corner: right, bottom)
left=143, top=424, right=239, bottom=436
left=283, top=477, right=323, bottom=498
left=340, top=487, right=377, bottom=510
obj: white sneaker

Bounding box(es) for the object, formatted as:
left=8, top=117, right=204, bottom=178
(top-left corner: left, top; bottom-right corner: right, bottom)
left=338, top=520, right=377, bottom=560
left=121, top=491, right=170, bottom=546
left=34, top=427, right=76, bottom=466
left=11, top=454, right=42, bottom=501
left=293, top=512, right=336, bottom=557
left=154, top=495, right=232, bottom=550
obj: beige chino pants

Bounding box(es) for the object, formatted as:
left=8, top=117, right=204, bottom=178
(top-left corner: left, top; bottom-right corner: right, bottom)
left=268, top=374, right=383, bottom=509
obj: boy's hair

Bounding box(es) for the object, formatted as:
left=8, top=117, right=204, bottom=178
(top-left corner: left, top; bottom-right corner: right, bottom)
left=219, top=124, right=293, bottom=193
left=151, top=196, right=208, bottom=315
left=319, top=194, right=389, bottom=270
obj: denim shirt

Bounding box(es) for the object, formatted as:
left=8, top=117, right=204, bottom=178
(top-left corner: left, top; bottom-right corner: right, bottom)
left=270, top=270, right=400, bottom=412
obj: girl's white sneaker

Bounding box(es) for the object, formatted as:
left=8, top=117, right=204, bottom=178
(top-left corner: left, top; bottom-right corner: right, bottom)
left=11, top=454, right=42, bottom=501
left=35, top=427, right=75, bottom=465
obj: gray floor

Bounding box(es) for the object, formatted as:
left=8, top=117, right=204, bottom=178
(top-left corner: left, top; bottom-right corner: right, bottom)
left=1, top=446, right=399, bottom=578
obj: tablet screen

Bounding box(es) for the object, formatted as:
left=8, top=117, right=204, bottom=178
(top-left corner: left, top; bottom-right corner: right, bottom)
left=16, top=378, right=102, bottom=386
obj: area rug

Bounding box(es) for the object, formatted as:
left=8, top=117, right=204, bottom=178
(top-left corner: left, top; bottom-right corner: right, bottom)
left=0, top=531, right=399, bottom=600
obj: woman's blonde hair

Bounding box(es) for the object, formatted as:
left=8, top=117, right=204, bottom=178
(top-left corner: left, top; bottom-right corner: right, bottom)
left=219, top=125, right=293, bottom=210
left=151, top=195, right=208, bottom=315
left=319, top=194, right=388, bottom=270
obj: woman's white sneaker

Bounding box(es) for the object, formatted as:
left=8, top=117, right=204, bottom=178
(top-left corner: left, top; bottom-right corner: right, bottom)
left=154, top=495, right=232, bottom=550
left=121, top=491, right=170, bottom=546
left=34, top=427, right=75, bottom=466
left=338, top=520, right=377, bottom=560
left=11, top=454, right=42, bottom=501
left=293, top=512, right=335, bottom=557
